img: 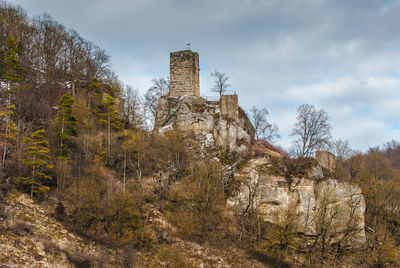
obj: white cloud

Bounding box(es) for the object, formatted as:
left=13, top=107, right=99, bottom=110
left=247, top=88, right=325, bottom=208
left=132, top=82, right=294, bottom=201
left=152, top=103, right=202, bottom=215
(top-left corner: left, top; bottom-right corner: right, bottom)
left=10, top=0, right=400, bottom=151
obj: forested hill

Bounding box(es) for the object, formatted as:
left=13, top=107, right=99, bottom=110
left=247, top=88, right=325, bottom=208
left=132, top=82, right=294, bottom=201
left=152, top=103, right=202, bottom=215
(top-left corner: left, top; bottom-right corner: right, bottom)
left=0, top=4, right=122, bottom=129
left=1, top=1, right=400, bottom=267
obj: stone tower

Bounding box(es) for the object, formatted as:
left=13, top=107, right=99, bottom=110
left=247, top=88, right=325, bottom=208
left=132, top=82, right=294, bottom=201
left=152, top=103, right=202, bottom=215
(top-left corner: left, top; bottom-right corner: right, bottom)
left=169, top=50, right=200, bottom=97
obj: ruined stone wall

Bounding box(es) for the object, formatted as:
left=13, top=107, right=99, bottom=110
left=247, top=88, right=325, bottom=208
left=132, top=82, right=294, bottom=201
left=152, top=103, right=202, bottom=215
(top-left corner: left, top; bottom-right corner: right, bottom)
left=315, top=151, right=336, bottom=172
left=169, top=50, right=200, bottom=97
left=220, top=94, right=239, bottom=120
left=155, top=95, right=253, bottom=152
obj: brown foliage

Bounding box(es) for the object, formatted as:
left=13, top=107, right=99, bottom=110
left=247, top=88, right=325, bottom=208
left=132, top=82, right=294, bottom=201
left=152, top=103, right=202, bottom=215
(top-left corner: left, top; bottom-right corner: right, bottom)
left=166, top=160, right=228, bottom=241
left=339, top=152, right=400, bottom=266
left=248, top=140, right=288, bottom=157
left=149, top=245, right=195, bottom=268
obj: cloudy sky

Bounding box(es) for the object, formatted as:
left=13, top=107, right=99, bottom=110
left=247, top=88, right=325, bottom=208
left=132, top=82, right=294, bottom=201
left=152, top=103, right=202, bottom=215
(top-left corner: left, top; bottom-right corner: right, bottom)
left=10, top=0, right=400, bottom=151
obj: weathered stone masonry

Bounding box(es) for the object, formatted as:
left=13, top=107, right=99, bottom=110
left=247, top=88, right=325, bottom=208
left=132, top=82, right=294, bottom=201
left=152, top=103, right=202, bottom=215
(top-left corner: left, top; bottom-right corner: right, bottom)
left=315, top=150, right=336, bottom=172
left=220, top=94, right=239, bottom=121
left=169, top=50, right=200, bottom=97
left=156, top=49, right=254, bottom=152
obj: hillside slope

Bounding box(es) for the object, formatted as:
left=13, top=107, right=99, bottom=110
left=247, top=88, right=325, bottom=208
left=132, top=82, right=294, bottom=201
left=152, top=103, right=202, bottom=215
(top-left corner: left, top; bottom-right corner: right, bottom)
left=0, top=190, right=273, bottom=268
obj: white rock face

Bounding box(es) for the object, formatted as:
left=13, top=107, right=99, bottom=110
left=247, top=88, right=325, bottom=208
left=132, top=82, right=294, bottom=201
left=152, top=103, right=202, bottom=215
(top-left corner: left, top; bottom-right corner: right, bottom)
left=155, top=96, right=254, bottom=152
left=228, top=157, right=366, bottom=247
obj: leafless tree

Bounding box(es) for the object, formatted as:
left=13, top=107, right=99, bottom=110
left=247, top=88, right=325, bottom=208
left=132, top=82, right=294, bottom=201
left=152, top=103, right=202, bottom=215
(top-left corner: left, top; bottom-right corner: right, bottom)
left=249, top=106, right=280, bottom=143
left=210, top=69, right=230, bottom=96
left=382, top=139, right=400, bottom=170
left=123, top=85, right=143, bottom=130
left=143, top=77, right=169, bottom=128
left=290, top=104, right=331, bottom=157
left=330, top=139, right=354, bottom=160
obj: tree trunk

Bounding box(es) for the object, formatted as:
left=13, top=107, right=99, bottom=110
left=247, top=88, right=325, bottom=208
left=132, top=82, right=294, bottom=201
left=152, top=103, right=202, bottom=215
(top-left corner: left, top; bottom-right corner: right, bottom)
left=107, top=112, right=111, bottom=155
left=17, top=118, right=22, bottom=177
left=31, top=156, right=36, bottom=198
left=137, top=153, right=142, bottom=185
left=61, top=114, right=64, bottom=147
left=123, top=152, right=126, bottom=192
left=1, top=95, right=11, bottom=174
left=1, top=135, right=7, bottom=174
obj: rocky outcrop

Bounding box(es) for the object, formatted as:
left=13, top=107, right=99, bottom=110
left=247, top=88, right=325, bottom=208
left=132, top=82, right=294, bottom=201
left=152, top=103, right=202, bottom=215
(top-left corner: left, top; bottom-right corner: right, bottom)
left=228, top=156, right=366, bottom=247
left=155, top=95, right=255, bottom=152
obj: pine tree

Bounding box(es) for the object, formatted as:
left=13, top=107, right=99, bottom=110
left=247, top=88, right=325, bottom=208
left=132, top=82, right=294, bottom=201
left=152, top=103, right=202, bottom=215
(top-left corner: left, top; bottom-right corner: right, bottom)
left=55, top=93, right=77, bottom=194
left=87, top=77, right=102, bottom=108
left=94, top=93, right=122, bottom=155
left=17, top=130, right=53, bottom=197
left=0, top=35, right=23, bottom=174
left=56, top=93, right=78, bottom=157
left=1, top=35, right=24, bottom=89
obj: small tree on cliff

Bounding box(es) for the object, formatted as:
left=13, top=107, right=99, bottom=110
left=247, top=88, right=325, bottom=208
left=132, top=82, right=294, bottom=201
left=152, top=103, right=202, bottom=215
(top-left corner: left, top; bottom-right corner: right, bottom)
left=249, top=106, right=280, bottom=143
left=144, top=77, right=169, bottom=128
left=17, top=129, right=53, bottom=197
left=210, top=70, right=230, bottom=96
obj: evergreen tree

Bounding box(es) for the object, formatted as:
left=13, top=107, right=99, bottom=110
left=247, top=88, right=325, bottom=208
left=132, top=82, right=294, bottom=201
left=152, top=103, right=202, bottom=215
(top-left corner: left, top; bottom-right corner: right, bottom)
left=87, top=77, right=102, bottom=108
left=0, top=35, right=24, bottom=89
left=0, top=35, right=23, bottom=175
left=94, top=93, right=122, bottom=155
left=56, top=92, right=77, bottom=157
left=17, top=129, right=53, bottom=197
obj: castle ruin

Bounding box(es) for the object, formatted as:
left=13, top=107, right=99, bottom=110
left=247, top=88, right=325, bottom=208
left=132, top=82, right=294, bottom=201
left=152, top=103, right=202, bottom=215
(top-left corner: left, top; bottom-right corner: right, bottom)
left=169, top=50, right=239, bottom=121
left=315, top=150, right=336, bottom=172
left=155, top=49, right=254, bottom=152
left=169, top=50, right=200, bottom=97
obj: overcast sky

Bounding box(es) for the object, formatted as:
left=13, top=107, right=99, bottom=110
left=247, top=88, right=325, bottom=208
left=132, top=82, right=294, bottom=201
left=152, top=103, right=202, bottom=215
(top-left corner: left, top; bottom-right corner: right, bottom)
left=10, top=0, right=400, bottom=151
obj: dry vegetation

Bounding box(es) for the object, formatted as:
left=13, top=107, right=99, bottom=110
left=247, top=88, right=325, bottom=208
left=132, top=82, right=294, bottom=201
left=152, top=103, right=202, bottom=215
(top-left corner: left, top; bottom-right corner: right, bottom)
left=1, top=1, right=400, bottom=267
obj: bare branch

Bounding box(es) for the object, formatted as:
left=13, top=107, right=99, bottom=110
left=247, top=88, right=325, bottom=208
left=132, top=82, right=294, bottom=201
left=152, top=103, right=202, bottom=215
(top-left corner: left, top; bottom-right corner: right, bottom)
left=249, top=106, right=280, bottom=143
left=210, top=70, right=230, bottom=96
left=290, top=104, right=331, bottom=157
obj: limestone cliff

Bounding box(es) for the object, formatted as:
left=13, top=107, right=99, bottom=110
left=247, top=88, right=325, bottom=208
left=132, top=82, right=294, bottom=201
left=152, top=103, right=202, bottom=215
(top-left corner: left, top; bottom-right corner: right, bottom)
left=155, top=95, right=255, bottom=152
left=228, top=154, right=366, bottom=247
left=155, top=96, right=366, bottom=247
